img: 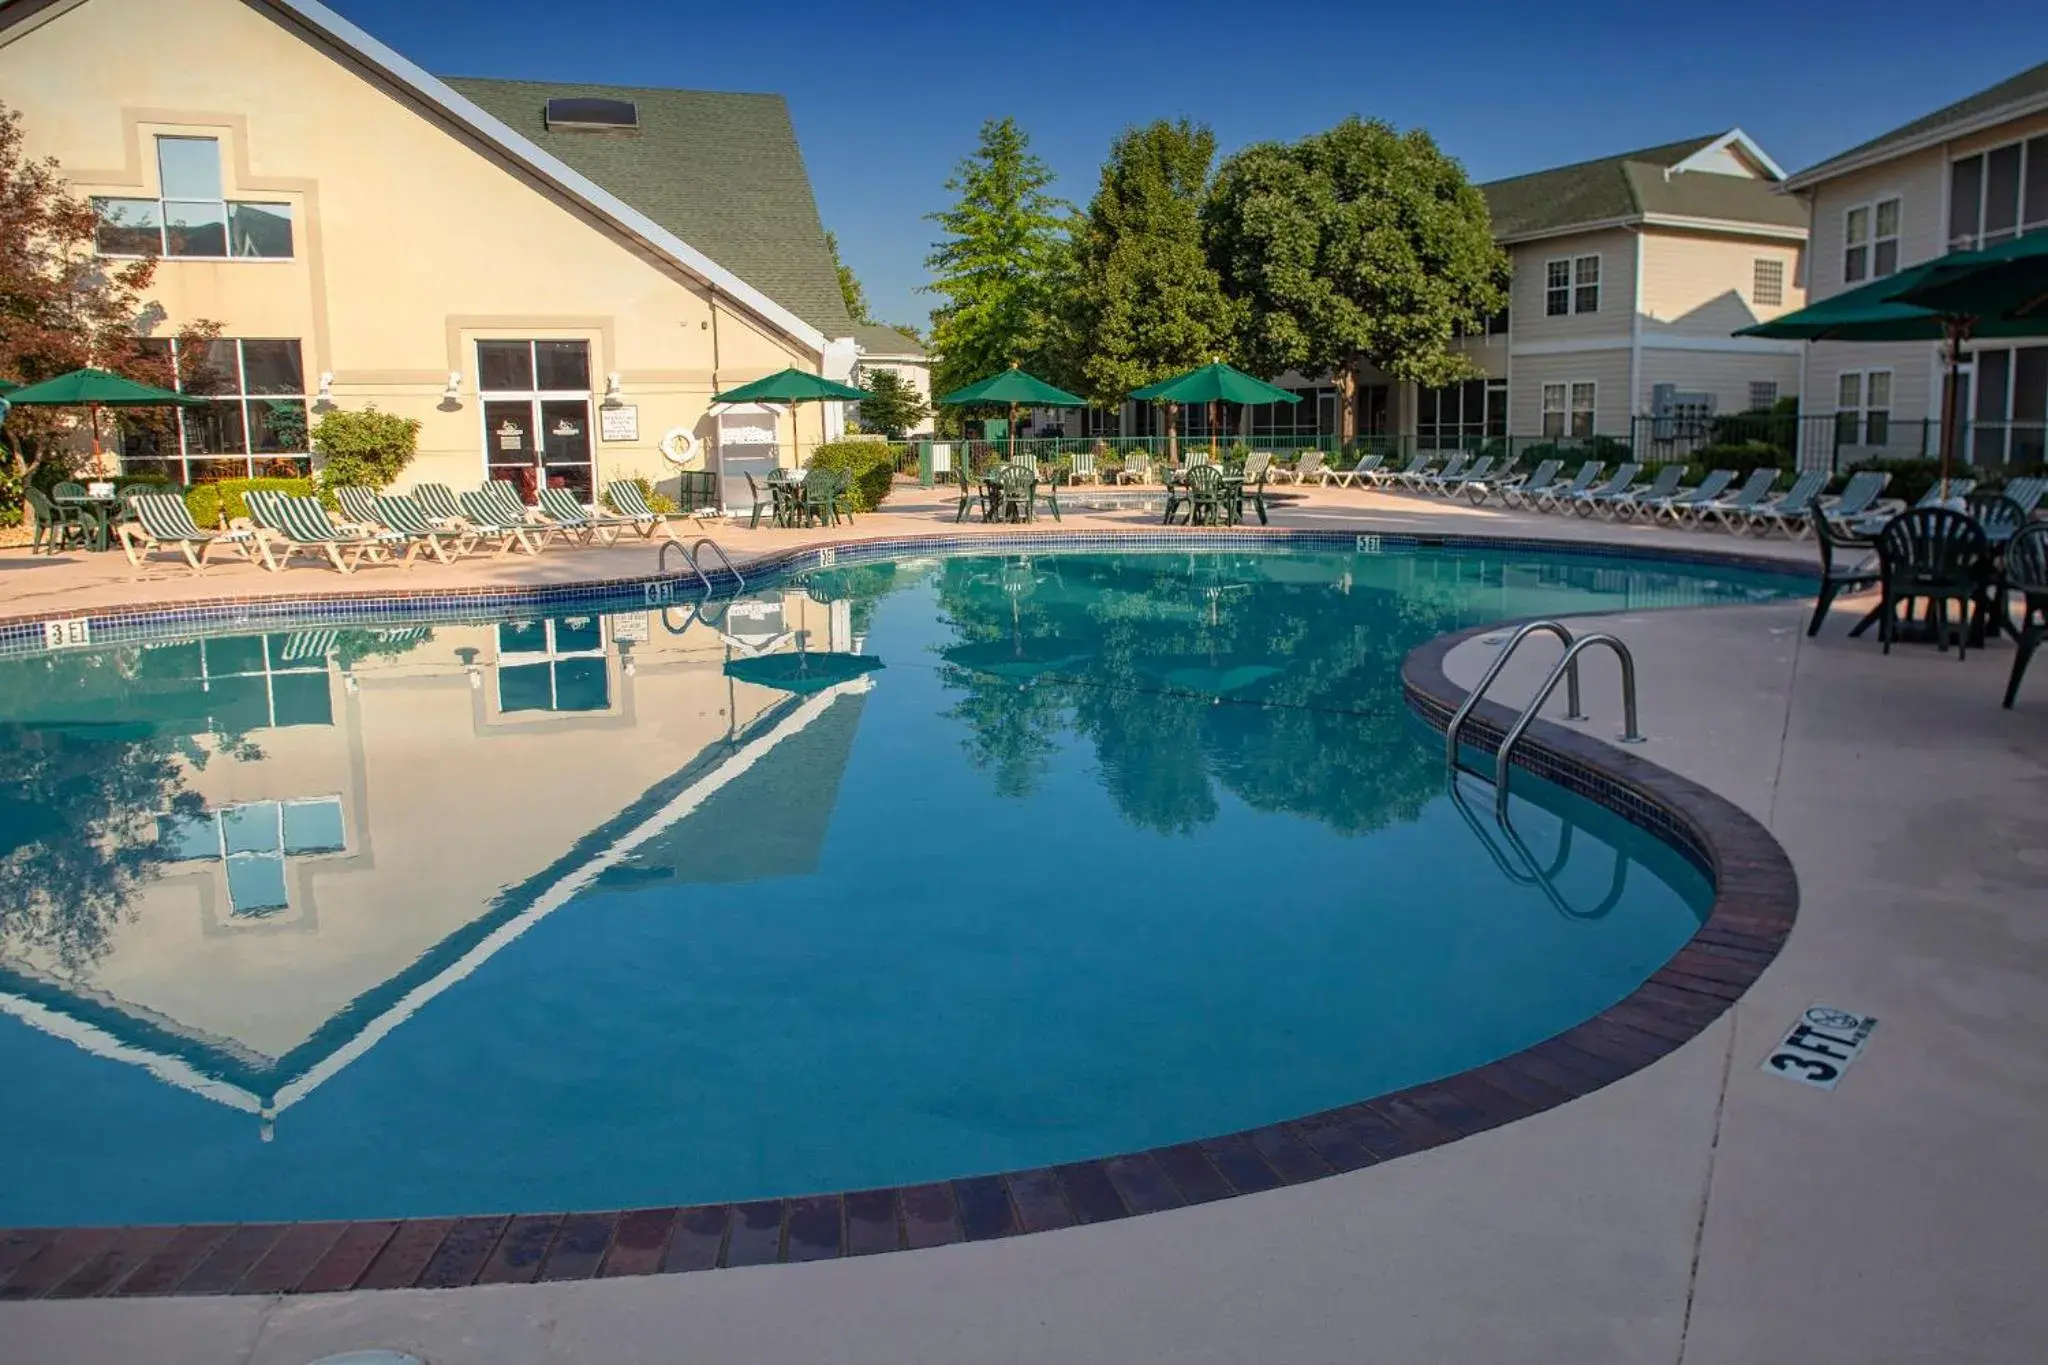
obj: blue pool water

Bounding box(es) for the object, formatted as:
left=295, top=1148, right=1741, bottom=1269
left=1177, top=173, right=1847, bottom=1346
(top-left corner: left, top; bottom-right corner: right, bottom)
left=0, top=546, right=1807, bottom=1226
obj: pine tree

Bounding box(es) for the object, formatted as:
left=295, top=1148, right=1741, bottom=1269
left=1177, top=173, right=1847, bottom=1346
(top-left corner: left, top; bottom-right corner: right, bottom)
left=1204, top=118, right=1508, bottom=443
left=924, top=117, right=1068, bottom=398
left=855, top=368, right=929, bottom=438
left=1059, top=120, right=1239, bottom=406
left=826, top=231, right=874, bottom=325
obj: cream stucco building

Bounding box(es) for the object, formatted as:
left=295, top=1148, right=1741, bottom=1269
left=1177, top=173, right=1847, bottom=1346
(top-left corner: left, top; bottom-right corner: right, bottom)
left=0, top=0, right=867, bottom=509
left=1780, top=59, right=2048, bottom=469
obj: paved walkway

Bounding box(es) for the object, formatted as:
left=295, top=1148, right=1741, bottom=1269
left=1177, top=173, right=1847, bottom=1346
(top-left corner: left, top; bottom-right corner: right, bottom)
left=6, top=484, right=2047, bottom=1364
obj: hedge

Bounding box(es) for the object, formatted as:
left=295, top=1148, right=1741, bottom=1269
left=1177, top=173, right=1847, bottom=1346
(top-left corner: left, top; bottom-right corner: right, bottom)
left=186, top=476, right=317, bottom=528
left=806, top=440, right=896, bottom=512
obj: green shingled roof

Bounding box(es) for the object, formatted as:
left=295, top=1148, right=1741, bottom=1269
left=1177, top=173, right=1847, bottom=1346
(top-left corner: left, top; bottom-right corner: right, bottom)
left=445, top=76, right=854, bottom=338
left=851, top=322, right=925, bottom=357
left=1481, top=133, right=1805, bottom=240
left=1787, top=60, right=2048, bottom=187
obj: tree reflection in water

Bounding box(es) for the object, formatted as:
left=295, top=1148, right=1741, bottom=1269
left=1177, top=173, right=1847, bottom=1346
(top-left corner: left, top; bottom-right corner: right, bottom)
left=931, top=552, right=1477, bottom=837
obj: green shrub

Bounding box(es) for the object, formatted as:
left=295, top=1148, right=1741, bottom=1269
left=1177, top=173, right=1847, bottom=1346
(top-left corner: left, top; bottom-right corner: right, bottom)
left=312, top=406, right=421, bottom=489
left=186, top=476, right=315, bottom=528
left=807, top=440, right=896, bottom=511
left=1682, top=441, right=1796, bottom=486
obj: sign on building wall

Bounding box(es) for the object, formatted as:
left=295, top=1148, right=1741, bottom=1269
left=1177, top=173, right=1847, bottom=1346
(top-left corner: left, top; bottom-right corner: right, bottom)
left=600, top=405, right=640, bottom=442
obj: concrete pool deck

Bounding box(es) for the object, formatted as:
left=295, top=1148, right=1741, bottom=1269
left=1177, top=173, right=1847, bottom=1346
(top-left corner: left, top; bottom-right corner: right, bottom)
left=4, top=484, right=2046, bottom=1363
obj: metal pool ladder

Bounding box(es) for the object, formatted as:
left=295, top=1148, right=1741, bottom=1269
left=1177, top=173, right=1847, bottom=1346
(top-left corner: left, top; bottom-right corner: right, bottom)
left=656, top=537, right=745, bottom=594
left=1442, top=619, right=1644, bottom=814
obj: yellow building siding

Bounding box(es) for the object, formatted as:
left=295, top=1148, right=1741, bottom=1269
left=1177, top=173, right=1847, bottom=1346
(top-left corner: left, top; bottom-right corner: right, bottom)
left=1506, top=229, right=1636, bottom=346
left=1636, top=348, right=1803, bottom=419
left=1506, top=350, right=1631, bottom=437
left=0, top=0, right=828, bottom=497
left=1638, top=229, right=1805, bottom=339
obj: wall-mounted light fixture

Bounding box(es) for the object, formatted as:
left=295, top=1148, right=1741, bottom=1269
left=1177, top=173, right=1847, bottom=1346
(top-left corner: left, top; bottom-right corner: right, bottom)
left=442, top=371, right=463, bottom=402
left=604, top=372, right=625, bottom=407
left=317, top=372, right=334, bottom=401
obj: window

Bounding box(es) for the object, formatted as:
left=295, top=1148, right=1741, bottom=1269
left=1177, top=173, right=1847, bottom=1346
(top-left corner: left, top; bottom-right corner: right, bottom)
left=117, top=338, right=309, bottom=483
left=1245, top=386, right=1336, bottom=440
left=1835, top=370, right=1892, bottom=447
left=1967, top=344, right=2048, bottom=466
left=159, top=796, right=345, bottom=918
left=496, top=617, right=610, bottom=714
left=1540, top=382, right=1595, bottom=439
left=1544, top=255, right=1599, bottom=315
left=92, top=136, right=294, bottom=259
left=1948, top=136, right=2048, bottom=249
left=1748, top=380, right=1780, bottom=412
left=1843, top=197, right=1900, bottom=283
left=1415, top=378, right=1506, bottom=449
left=1752, top=258, right=1785, bottom=307
left=1569, top=382, right=1595, bottom=437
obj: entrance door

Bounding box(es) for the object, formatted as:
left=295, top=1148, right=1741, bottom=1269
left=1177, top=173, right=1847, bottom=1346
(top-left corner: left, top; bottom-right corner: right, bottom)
left=477, top=340, right=594, bottom=501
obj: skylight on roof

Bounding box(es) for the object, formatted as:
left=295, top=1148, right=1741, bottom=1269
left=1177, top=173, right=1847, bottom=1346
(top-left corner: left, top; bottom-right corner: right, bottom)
left=544, top=97, right=639, bottom=132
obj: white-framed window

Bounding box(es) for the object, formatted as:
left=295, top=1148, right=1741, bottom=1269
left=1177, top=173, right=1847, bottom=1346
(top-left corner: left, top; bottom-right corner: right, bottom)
left=1748, top=380, right=1779, bottom=412
left=118, top=337, right=310, bottom=482
left=1966, top=345, right=2048, bottom=466
left=496, top=616, right=610, bottom=714
left=477, top=340, right=596, bottom=501
left=1752, top=258, right=1785, bottom=306
left=1835, top=369, right=1892, bottom=446
left=160, top=796, right=345, bottom=917
left=1843, top=198, right=1900, bottom=284
left=92, top=136, right=294, bottom=260
left=1247, top=385, right=1336, bottom=439
left=1415, top=378, right=1507, bottom=448
left=1948, top=135, right=2048, bottom=249
left=1541, top=381, right=1597, bottom=439
left=1544, top=254, right=1600, bottom=316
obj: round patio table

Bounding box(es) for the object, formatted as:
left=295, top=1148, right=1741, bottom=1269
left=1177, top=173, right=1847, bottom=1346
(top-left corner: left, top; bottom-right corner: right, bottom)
left=55, top=492, right=124, bottom=551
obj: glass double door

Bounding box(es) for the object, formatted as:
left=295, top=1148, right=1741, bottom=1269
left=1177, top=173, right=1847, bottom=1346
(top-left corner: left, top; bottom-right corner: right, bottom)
left=478, top=340, right=594, bottom=501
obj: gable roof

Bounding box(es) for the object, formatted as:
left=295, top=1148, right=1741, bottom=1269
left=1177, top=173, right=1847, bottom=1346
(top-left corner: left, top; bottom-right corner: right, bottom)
left=1482, top=131, right=1805, bottom=242
left=445, top=77, right=854, bottom=338
left=851, top=323, right=926, bottom=358
left=1783, top=60, right=2048, bottom=191
left=0, top=0, right=839, bottom=352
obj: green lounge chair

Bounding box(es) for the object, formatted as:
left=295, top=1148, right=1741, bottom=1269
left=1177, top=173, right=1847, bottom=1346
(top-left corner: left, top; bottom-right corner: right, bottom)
left=1995, top=476, right=2046, bottom=516
left=1476, top=458, right=1557, bottom=508
left=1690, top=468, right=1780, bottom=530
left=1648, top=469, right=1735, bottom=523
left=253, top=494, right=403, bottom=573
left=1408, top=454, right=1469, bottom=493
left=1532, top=461, right=1607, bottom=512
left=411, top=483, right=467, bottom=526
left=1744, top=470, right=1832, bottom=537
left=1599, top=464, right=1685, bottom=521
left=115, top=493, right=256, bottom=573
left=1371, top=454, right=1432, bottom=489
left=1497, top=460, right=1567, bottom=509
left=456, top=489, right=545, bottom=555
left=1815, top=470, right=1893, bottom=536
left=374, top=494, right=472, bottom=562
left=2001, top=523, right=2048, bottom=707
left=1326, top=453, right=1387, bottom=489
left=1564, top=463, right=1641, bottom=517
left=334, top=485, right=385, bottom=529
left=1807, top=507, right=1881, bottom=636
left=539, top=486, right=640, bottom=545
left=603, top=479, right=690, bottom=538
left=1436, top=454, right=1497, bottom=498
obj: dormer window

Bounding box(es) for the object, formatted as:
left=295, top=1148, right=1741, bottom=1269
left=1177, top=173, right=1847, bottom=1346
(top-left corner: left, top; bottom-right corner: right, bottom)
left=92, top=136, right=294, bottom=259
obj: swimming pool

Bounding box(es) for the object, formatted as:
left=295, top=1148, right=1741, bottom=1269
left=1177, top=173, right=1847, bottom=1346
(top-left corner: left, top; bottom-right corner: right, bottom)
left=0, top=543, right=1809, bottom=1231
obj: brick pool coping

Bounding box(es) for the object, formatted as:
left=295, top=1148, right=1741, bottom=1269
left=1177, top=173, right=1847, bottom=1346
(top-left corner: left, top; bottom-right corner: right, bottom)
left=0, top=530, right=1804, bottom=1298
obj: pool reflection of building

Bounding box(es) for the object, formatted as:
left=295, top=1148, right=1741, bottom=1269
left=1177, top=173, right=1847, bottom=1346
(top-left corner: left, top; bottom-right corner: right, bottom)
left=0, top=587, right=869, bottom=1133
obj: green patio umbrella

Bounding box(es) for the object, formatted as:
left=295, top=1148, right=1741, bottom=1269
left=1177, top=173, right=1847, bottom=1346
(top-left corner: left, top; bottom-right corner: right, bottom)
left=1130, top=362, right=1300, bottom=458
left=1737, top=237, right=2048, bottom=493
left=711, top=367, right=875, bottom=467
left=724, top=650, right=883, bottom=696
left=939, top=366, right=1086, bottom=460
left=2, top=367, right=203, bottom=473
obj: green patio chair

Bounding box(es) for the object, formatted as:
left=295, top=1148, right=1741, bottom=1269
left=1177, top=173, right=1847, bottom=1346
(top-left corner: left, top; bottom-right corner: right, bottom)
left=1476, top=458, right=1557, bottom=507
left=1874, top=507, right=1992, bottom=659
left=951, top=466, right=987, bottom=523
left=1964, top=491, right=2029, bottom=545
left=52, top=480, right=87, bottom=501
left=742, top=472, right=779, bottom=529
left=2001, top=523, right=2048, bottom=708
left=993, top=462, right=1044, bottom=523
left=800, top=467, right=840, bottom=526
left=827, top=467, right=858, bottom=524
left=24, top=487, right=89, bottom=555
left=1236, top=456, right=1272, bottom=525
left=114, top=493, right=255, bottom=573
left=1807, top=505, right=1881, bottom=636
left=1182, top=464, right=1232, bottom=525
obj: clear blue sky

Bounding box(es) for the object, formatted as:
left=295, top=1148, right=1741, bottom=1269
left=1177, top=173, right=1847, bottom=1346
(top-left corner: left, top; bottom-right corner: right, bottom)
left=338, top=0, right=2042, bottom=328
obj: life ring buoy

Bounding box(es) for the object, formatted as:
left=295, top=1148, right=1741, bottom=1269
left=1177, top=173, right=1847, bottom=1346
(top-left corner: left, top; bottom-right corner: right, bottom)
left=659, top=426, right=703, bottom=469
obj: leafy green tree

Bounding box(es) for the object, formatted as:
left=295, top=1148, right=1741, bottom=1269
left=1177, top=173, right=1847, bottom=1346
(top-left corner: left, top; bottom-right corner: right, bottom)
left=1204, top=118, right=1508, bottom=443
left=826, top=230, right=874, bottom=326
left=1057, top=120, right=1239, bottom=406
left=924, top=118, right=1069, bottom=398
left=855, top=368, right=930, bottom=438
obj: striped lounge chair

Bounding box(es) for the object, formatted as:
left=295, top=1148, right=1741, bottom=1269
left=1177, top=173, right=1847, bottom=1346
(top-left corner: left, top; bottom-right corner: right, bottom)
left=116, top=493, right=256, bottom=574
left=457, top=490, right=546, bottom=555
left=538, top=487, right=639, bottom=545
left=375, top=494, right=472, bottom=562
left=606, top=479, right=706, bottom=536
left=251, top=494, right=403, bottom=573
